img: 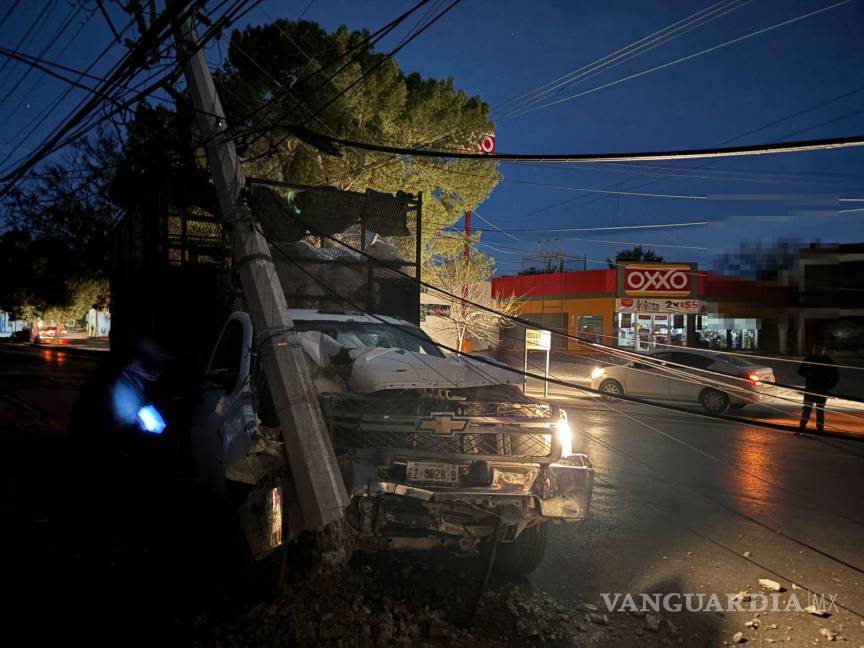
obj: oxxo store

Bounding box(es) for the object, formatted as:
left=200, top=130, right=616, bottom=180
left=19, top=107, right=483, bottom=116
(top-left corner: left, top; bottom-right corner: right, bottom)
left=491, top=263, right=771, bottom=353
left=616, top=263, right=700, bottom=351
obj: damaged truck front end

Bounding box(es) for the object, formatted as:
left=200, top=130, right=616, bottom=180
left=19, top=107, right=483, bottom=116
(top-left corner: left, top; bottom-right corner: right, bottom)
left=325, top=390, right=593, bottom=560
left=193, top=310, right=593, bottom=576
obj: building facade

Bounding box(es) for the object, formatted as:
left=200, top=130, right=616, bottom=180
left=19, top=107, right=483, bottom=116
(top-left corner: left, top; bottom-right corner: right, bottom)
left=491, top=262, right=794, bottom=354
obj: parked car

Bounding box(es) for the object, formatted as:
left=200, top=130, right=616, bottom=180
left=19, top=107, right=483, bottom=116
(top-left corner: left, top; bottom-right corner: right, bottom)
left=590, top=349, right=776, bottom=413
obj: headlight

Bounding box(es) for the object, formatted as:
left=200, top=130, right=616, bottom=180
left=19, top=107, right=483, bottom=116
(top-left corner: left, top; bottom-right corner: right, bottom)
left=591, top=367, right=605, bottom=379
left=555, top=418, right=573, bottom=458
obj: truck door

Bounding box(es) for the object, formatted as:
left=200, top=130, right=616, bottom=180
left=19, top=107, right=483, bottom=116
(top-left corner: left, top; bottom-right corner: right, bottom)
left=190, top=312, right=254, bottom=498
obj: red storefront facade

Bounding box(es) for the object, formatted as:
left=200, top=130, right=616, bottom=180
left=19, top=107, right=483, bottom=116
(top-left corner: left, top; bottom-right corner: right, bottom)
left=492, top=263, right=794, bottom=353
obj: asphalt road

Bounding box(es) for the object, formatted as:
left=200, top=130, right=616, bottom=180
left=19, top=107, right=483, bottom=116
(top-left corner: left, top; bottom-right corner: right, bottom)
left=3, top=343, right=864, bottom=645
left=533, top=385, right=864, bottom=646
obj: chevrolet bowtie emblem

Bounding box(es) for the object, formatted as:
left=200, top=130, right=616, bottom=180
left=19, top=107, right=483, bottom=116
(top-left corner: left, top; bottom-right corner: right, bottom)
left=417, top=412, right=469, bottom=437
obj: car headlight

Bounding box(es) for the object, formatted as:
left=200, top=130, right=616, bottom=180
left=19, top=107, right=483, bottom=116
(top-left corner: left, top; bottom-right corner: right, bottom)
left=591, top=367, right=605, bottom=380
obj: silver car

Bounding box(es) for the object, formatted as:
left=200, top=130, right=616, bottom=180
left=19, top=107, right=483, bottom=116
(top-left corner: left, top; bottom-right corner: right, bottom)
left=590, top=349, right=776, bottom=413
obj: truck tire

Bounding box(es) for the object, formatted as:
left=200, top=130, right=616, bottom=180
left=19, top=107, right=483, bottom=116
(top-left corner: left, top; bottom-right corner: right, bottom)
left=493, top=523, right=548, bottom=577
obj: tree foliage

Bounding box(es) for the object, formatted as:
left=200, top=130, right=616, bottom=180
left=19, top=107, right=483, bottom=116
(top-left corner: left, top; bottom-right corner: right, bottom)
left=607, top=245, right=663, bottom=268
left=0, top=229, right=108, bottom=323
left=425, top=249, right=522, bottom=352
left=216, top=19, right=502, bottom=259
left=0, top=19, right=503, bottom=320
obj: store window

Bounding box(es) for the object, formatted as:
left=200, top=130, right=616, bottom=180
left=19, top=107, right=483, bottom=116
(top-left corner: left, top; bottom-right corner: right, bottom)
left=696, top=316, right=759, bottom=350
left=576, top=315, right=603, bottom=344
left=617, top=313, right=687, bottom=351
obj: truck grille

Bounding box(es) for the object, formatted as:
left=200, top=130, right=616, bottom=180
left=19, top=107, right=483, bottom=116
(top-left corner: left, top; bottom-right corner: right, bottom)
left=320, top=395, right=555, bottom=459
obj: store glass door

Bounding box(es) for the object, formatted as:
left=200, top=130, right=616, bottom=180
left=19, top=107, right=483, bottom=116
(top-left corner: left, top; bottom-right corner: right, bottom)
left=635, top=314, right=673, bottom=352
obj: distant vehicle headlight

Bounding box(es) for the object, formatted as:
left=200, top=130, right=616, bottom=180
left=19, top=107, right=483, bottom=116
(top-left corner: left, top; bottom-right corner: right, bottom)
left=591, top=367, right=605, bottom=380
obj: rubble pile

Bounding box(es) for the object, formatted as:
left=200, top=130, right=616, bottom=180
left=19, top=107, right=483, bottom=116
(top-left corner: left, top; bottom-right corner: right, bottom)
left=205, top=554, right=681, bottom=647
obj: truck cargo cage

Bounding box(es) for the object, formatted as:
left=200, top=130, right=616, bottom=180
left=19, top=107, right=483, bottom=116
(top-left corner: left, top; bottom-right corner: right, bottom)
left=109, top=184, right=422, bottom=365
left=253, top=184, right=422, bottom=326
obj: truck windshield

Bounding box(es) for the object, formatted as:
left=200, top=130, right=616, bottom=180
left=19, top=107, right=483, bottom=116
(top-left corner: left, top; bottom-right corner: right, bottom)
left=293, top=320, right=445, bottom=357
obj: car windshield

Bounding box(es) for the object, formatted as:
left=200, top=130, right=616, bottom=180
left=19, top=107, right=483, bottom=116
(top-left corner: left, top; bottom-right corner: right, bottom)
left=293, top=320, right=445, bottom=357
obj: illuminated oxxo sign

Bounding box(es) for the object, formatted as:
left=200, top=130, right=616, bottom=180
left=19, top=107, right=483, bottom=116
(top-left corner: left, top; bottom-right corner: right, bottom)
left=623, top=264, right=693, bottom=297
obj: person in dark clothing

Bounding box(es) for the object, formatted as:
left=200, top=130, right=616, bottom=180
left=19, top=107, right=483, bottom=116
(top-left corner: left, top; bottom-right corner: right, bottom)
left=797, top=345, right=839, bottom=434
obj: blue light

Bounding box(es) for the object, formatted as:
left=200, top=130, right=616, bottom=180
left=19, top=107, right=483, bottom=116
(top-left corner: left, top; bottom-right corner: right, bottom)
left=136, top=404, right=166, bottom=434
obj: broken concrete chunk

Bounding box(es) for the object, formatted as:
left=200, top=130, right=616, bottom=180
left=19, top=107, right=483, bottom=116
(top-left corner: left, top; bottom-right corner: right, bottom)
left=819, top=628, right=837, bottom=641
left=758, top=578, right=783, bottom=592
left=732, top=631, right=746, bottom=643
left=645, top=614, right=661, bottom=632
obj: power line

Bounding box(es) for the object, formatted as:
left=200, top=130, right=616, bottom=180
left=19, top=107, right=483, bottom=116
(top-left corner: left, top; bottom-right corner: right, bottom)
left=0, top=1, right=54, bottom=93
left=0, top=1, right=85, bottom=115
left=280, top=124, right=864, bottom=163
left=494, top=0, right=751, bottom=121
left=504, top=0, right=855, bottom=119
left=260, top=190, right=864, bottom=379
left=0, top=0, right=249, bottom=192
left=0, top=7, right=97, bottom=136
left=270, top=227, right=864, bottom=585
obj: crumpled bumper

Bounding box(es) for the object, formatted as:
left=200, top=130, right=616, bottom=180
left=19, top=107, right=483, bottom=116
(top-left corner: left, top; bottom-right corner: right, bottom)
left=338, top=449, right=594, bottom=548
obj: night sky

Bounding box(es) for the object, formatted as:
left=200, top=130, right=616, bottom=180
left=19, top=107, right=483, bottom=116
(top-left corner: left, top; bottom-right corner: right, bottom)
left=1, top=0, right=862, bottom=275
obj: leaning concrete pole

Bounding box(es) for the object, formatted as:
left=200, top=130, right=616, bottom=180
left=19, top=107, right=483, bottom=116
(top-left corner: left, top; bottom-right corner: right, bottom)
left=175, top=17, right=348, bottom=530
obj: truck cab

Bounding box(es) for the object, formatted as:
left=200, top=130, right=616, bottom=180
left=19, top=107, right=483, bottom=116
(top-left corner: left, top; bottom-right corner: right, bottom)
left=192, top=309, right=594, bottom=576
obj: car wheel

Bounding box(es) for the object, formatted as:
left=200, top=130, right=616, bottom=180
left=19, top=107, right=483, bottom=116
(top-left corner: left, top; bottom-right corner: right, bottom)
left=700, top=388, right=730, bottom=414
left=598, top=378, right=624, bottom=400
left=493, top=522, right=548, bottom=578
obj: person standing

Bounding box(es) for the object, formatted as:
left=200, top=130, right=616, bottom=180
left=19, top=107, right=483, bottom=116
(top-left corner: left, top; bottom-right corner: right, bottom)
left=797, top=345, right=839, bottom=434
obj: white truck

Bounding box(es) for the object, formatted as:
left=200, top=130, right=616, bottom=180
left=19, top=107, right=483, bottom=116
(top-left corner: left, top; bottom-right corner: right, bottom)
left=192, top=309, right=594, bottom=576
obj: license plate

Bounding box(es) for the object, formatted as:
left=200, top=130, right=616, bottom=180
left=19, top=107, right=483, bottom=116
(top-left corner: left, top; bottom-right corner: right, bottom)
left=406, top=461, right=459, bottom=486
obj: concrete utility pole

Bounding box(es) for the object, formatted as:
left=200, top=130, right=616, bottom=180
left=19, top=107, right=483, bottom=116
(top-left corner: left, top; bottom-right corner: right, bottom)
left=175, top=17, right=348, bottom=531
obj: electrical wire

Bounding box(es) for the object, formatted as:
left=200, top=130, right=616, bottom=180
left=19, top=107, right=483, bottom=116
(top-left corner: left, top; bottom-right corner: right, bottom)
left=493, top=0, right=752, bottom=121
left=257, top=221, right=864, bottom=550
left=256, top=186, right=864, bottom=386
left=504, top=0, right=855, bottom=120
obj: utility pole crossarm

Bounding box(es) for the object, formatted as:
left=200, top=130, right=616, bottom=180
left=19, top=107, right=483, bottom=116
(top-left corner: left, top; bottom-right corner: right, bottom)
left=176, top=17, right=348, bottom=531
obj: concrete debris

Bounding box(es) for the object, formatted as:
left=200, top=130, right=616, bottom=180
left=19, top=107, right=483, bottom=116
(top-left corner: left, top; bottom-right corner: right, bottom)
left=758, top=578, right=783, bottom=592
left=743, top=551, right=752, bottom=558
left=745, top=618, right=760, bottom=628
left=805, top=605, right=831, bottom=617
left=819, top=628, right=837, bottom=641
left=732, top=630, right=746, bottom=643
left=202, top=553, right=685, bottom=647
left=645, top=613, right=661, bottom=632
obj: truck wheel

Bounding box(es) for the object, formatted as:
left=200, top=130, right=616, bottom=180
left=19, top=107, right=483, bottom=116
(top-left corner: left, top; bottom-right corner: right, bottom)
left=598, top=379, right=624, bottom=400
left=493, top=523, right=548, bottom=577
left=700, top=388, right=730, bottom=414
